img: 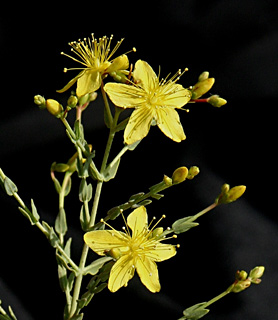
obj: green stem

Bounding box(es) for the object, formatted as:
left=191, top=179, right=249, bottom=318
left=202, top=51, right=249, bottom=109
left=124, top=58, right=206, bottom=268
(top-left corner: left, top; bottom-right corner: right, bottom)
left=203, top=288, right=231, bottom=309
left=61, top=117, right=76, bottom=139
left=191, top=202, right=218, bottom=221
left=68, top=104, right=120, bottom=319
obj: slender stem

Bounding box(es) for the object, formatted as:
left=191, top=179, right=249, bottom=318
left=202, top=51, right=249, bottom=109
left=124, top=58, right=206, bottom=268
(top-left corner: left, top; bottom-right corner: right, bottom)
left=61, top=117, right=76, bottom=139
left=191, top=202, right=218, bottom=221
left=69, top=244, right=90, bottom=318
left=203, top=288, right=231, bottom=308
left=69, top=110, right=119, bottom=318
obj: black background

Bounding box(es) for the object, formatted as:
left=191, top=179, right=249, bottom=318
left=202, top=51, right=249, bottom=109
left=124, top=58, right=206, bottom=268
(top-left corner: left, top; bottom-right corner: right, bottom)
left=0, top=1, right=277, bottom=320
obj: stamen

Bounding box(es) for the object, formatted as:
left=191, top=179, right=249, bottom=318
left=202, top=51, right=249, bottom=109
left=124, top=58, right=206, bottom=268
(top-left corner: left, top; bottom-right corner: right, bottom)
left=121, top=210, right=131, bottom=237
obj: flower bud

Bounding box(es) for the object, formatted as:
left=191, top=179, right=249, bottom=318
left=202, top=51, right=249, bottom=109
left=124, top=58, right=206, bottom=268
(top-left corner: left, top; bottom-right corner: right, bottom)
left=191, top=78, right=215, bottom=99
left=249, top=266, right=265, bottom=284
left=172, top=166, right=188, bottom=184
left=187, top=166, right=200, bottom=180
left=107, top=248, right=122, bottom=260
left=109, top=70, right=128, bottom=83
left=235, top=270, right=248, bottom=281
left=208, top=95, right=227, bottom=107
left=34, top=95, right=46, bottom=109
left=78, top=92, right=98, bottom=106
left=67, top=95, right=78, bottom=109
left=226, top=185, right=246, bottom=203
left=46, top=99, right=63, bottom=117
left=198, top=71, right=209, bottom=82
left=151, top=227, right=164, bottom=238
left=216, top=184, right=246, bottom=204
left=232, top=279, right=252, bottom=293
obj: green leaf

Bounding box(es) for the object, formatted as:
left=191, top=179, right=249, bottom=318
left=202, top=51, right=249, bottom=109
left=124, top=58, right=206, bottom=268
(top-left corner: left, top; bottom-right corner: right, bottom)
left=103, top=158, right=120, bottom=182
left=151, top=193, right=164, bottom=200
left=79, top=179, right=93, bottom=202
left=4, top=177, right=18, bottom=196
left=181, top=302, right=210, bottom=320
left=30, top=199, right=40, bottom=224
left=128, top=192, right=145, bottom=203
left=114, top=117, right=129, bottom=132
left=172, top=216, right=199, bottom=234
left=132, top=199, right=152, bottom=208
left=83, top=256, right=113, bottom=276
left=58, top=264, right=68, bottom=292
left=49, top=227, right=60, bottom=248
left=55, top=208, right=68, bottom=236
left=63, top=176, right=72, bottom=197
left=80, top=204, right=90, bottom=231
left=107, top=206, right=122, bottom=220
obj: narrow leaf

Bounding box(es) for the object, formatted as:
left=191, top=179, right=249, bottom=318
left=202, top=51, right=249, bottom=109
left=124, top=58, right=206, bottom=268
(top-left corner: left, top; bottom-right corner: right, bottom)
left=83, top=257, right=113, bottom=276
left=4, top=177, right=18, bottom=196
left=103, top=158, right=120, bottom=182
left=55, top=208, right=68, bottom=236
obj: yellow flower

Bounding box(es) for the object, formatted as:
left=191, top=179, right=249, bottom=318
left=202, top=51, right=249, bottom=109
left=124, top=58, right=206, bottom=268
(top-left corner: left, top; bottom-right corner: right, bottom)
left=57, top=34, right=132, bottom=97
left=104, top=60, right=192, bottom=144
left=84, top=206, right=177, bottom=293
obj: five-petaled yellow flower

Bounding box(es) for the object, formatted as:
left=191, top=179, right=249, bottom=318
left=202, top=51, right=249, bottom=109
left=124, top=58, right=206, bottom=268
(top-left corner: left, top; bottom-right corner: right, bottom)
left=58, top=34, right=132, bottom=97
left=104, top=60, right=192, bottom=144
left=84, top=206, right=177, bottom=293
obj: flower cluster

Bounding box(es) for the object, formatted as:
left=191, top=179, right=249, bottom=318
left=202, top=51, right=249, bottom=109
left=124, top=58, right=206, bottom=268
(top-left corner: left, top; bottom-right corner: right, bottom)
left=57, top=34, right=224, bottom=146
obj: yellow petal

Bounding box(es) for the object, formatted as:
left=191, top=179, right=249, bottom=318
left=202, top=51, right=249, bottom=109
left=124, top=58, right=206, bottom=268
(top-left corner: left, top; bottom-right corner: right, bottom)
left=108, top=255, right=135, bottom=292
left=106, top=54, right=129, bottom=73
left=76, top=70, right=101, bottom=97
left=124, top=106, right=154, bottom=144
left=135, top=256, right=160, bottom=292
left=134, top=60, right=157, bottom=91
left=104, top=83, right=145, bottom=108
left=57, top=70, right=85, bottom=93
left=84, top=230, right=128, bottom=256
left=162, top=85, right=192, bottom=108
left=146, top=242, right=176, bottom=262
left=127, top=206, right=148, bottom=237
left=155, top=107, right=186, bottom=142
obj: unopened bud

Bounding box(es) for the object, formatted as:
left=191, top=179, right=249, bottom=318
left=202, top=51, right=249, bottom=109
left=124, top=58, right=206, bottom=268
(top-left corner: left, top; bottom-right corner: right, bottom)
left=198, top=71, right=209, bottom=82
left=34, top=95, right=46, bottom=109
left=208, top=95, right=227, bottom=107
left=232, top=279, right=252, bottom=293
left=172, top=167, right=188, bottom=184
left=109, top=70, right=128, bottom=83
left=67, top=95, right=78, bottom=109
left=226, top=185, right=246, bottom=203
left=235, top=270, right=248, bottom=281
left=107, top=248, right=122, bottom=260
left=191, top=78, right=215, bottom=99
left=78, top=92, right=98, bottom=106
left=216, top=184, right=246, bottom=204
left=249, top=266, right=265, bottom=284
left=151, top=227, right=164, bottom=238
left=46, top=99, right=63, bottom=117
left=187, top=166, right=200, bottom=180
